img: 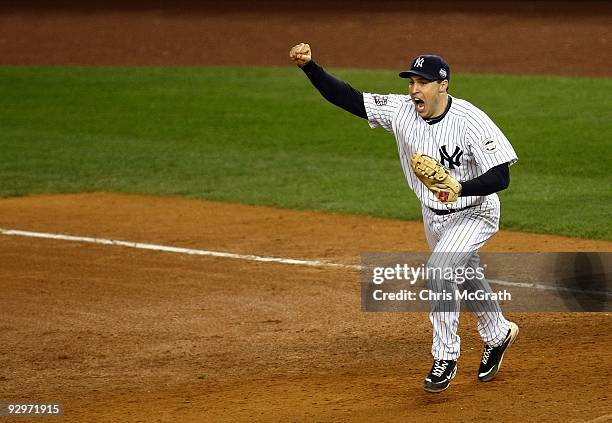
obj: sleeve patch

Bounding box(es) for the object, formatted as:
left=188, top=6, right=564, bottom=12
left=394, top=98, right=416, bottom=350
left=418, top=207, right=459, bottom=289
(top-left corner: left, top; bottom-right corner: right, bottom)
left=373, top=95, right=388, bottom=106
left=481, top=138, right=498, bottom=154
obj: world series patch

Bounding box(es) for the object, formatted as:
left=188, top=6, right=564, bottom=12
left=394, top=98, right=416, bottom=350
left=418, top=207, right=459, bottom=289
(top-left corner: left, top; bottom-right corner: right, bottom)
left=373, top=95, right=388, bottom=106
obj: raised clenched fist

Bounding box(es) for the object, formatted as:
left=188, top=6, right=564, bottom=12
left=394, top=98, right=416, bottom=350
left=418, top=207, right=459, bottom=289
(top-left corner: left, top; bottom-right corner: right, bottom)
left=289, top=42, right=311, bottom=67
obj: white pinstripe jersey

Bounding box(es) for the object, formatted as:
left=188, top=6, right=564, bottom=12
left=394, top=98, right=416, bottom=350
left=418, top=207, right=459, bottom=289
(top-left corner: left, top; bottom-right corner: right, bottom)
left=363, top=93, right=518, bottom=210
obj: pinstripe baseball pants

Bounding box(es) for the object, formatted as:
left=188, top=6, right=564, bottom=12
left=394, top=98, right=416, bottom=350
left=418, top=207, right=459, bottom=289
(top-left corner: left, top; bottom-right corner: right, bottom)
left=423, top=196, right=511, bottom=361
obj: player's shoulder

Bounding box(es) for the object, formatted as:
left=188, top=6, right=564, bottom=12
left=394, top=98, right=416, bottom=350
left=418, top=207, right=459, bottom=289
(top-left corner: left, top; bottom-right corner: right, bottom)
left=449, top=96, right=494, bottom=122
left=449, top=97, right=482, bottom=115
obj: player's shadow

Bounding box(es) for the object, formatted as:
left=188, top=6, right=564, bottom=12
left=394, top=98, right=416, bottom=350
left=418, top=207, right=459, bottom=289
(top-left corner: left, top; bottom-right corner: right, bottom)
left=555, top=252, right=610, bottom=312
left=415, top=389, right=461, bottom=405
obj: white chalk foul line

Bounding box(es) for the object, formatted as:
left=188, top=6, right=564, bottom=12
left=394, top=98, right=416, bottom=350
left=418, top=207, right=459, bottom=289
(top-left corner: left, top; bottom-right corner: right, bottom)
left=0, top=227, right=609, bottom=297
left=0, top=228, right=361, bottom=271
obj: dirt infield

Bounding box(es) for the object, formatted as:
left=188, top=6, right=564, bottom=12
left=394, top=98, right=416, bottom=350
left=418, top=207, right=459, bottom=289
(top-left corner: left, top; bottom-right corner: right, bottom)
left=0, top=2, right=611, bottom=422
left=0, top=193, right=611, bottom=422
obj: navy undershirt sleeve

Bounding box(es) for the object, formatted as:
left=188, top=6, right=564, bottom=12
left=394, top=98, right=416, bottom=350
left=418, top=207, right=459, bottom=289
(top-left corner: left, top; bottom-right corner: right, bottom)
left=460, top=163, right=510, bottom=196
left=301, top=60, right=367, bottom=119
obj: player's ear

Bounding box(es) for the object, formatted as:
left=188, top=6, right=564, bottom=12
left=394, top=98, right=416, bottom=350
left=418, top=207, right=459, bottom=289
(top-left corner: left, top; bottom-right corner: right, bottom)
left=439, top=80, right=448, bottom=93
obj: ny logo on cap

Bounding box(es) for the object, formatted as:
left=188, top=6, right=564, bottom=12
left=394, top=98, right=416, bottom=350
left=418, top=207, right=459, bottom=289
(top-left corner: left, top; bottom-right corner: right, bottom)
left=414, top=57, right=425, bottom=68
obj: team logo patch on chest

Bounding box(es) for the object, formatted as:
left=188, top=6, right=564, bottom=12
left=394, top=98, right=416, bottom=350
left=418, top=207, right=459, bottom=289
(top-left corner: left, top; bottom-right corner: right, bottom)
left=373, top=95, right=388, bottom=106
left=439, top=145, right=463, bottom=169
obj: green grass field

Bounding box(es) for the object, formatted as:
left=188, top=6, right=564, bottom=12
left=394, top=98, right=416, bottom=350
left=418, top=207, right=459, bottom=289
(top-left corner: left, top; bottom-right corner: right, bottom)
left=0, top=66, right=610, bottom=239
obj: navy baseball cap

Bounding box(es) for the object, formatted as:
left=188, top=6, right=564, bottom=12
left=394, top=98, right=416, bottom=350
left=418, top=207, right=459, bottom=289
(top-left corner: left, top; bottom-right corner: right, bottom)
left=399, top=55, right=450, bottom=81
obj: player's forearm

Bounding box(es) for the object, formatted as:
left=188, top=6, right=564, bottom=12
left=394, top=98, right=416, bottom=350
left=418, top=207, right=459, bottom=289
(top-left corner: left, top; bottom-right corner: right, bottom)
left=301, top=61, right=367, bottom=119
left=460, top=163, right=510, bottom=197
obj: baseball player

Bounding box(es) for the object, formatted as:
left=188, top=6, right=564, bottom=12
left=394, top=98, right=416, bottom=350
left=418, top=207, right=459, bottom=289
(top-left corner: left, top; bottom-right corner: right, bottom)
left=290, top=43, right=519, bottom=393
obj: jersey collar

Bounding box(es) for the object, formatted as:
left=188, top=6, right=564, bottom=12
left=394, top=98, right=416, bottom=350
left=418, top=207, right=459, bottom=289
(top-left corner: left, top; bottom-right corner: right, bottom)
left=425, top=96, right=452, bottom=125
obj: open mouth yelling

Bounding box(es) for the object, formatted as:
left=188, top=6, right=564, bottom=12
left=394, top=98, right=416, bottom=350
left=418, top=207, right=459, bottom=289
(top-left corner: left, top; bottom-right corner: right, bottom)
left=412, top=97, right=425, bottom=113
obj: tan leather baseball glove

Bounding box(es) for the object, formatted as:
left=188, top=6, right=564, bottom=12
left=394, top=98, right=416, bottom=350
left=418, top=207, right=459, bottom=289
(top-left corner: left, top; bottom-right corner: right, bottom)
left=411, top=152, right=462, bottom=203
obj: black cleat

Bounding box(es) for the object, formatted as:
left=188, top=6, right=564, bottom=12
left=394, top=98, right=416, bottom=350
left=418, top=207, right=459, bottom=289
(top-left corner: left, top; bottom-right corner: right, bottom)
left=423, top=359, right=457, bottom=393
left=478, top=322, right=519, bottom=382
